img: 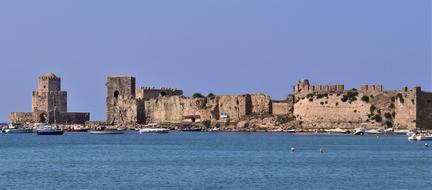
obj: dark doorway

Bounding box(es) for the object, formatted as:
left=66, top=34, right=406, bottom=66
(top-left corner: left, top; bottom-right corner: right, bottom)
left=39, top=113, right=47, bottom=123
left=114, top=90, right=120, bottom=99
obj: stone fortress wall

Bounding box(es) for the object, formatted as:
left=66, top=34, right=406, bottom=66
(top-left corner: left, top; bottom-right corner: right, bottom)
left=106, top=76, right=432, bottom=130
left=292, top=79, right=431, bottom=130
left=9, top=74, right=432, bottom=131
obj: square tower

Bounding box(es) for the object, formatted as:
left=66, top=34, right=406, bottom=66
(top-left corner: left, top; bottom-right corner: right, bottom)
left=31, top=73, right=67, bottom=123
left=106, top=75, right=136, bottom=124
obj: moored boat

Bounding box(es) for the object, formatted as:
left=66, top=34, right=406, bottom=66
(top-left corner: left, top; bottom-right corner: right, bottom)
left=2, top=124, right=33, bottom=134
left=36, top=125, right=64, bottom=135
left=139, top=128, right=169, bottom=134
left=353, top=128, right=366, bottom=135
left=89, top=126, right=125, bottom=135
left=67, top=125, right=89, bottom=132
left=408, top=133, right=432, bottom=141
left=326, top=128, right=350, bottom=134
left=365, top=128, right=384, bottom=135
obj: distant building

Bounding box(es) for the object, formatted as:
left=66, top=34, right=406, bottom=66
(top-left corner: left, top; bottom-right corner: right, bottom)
left=10, top=73, right=90, bottom=124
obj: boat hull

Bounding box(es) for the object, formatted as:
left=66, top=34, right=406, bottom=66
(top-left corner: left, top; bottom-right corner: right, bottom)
left=139, top=128, right=169, bottom=134
left=37, top=131, right=64, bottom=135
left=4, top=129, right=33, bottom=134
left=89, top=130, right=125, bottom=135
left=68, top=129, right=89, bottom=132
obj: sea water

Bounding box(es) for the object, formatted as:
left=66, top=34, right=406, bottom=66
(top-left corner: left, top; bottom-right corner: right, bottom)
left=0, top=132, right=430, bottom=190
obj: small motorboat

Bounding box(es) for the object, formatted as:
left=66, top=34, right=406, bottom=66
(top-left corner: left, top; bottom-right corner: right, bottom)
left=3, top=124, right=33, bottom=134
left=283, top=129, right=296, bottom=133
left=139, top=128, right=169, bottom=134
left=353, top=128, right=366, bottom=135
left=89, top=126, right=125, bottom=135
left=325, top=128, right=350, bottom=134
left=365, top=128, right=384, bottom=135
left=416, top=134, right=432, bottom=141
left=409, top=133, right=432, bottom=141
left=36, top=125, right=64, bottom=135
left=67, top=125, right=89, bottom=132
left=182, top=128, right=201, bottom=132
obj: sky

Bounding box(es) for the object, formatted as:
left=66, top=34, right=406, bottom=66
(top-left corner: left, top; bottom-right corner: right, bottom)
left=0, top=0, right=430, bottom=122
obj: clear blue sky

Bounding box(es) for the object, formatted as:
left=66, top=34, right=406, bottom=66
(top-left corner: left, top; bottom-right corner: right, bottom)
left=0, top=0, right=430, bottom=122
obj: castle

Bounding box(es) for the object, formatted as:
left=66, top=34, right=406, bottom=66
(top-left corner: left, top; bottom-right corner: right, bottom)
left=10, top=73, right=90, bottom=124
left=106, top=76, right=432, bottom=130
left=9, top=74, right=432, bottom=131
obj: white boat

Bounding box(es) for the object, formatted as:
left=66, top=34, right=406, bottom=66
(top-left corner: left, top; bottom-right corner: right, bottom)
left=89, top=126, right=125, bottom=135
left=139, top=128, right=169, bottom=134
left=326, top=128, right=349, bottom=134
left=409, top=133, right=432, bottom=141
left=416, top=134, right=432, bottom=141
left=139, top=123, right=169, bottom=134
left=408, top=134, right=416, bottom=141
left=3, top=124, right=33, bottom=134
left=283, top=129, right=296, bottom=133
left=406, top=130, right=416, bottom=136
left=353, top=128, right=366, bottom=135
left=365, top=128, right=384, bottom=135
left=393, top=129, right=409, bottom=135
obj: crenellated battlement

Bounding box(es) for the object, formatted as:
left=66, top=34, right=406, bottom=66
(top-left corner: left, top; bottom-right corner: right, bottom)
left=136, top=86, right=183, bottom=100
left=293, top=80, right=344, bottom=94
left=360, top=84, right=383, bottom=93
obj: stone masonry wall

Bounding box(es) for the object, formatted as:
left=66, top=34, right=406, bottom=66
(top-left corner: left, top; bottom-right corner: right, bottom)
left=416, top=91, right=432, bottom=130
left=272, top=101, right=289, bottom=115
left=394, top=90, right=417, bottom=129
left=144, top=96, right=217, bottom=123
left=250, top=93, right=271, bottom=115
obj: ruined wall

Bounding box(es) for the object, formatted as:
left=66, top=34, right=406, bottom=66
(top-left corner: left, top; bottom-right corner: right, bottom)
left=218, top=95, right=250, bottom=120
left=394, top=90, right=417, bottom=130
left=57, top=112, right=90, bottom=124
left=272, top=101, right=289, bottom=115
left=294, top=93, right=370, bottom=129
left=250, top=93, right=271, bottom=115
left=416, top=91, right=432, bottom=130
left=9, top=112, right=34, bottom=124
left=136, top=87, right=183, bottom=100
left=112, top=96, right=145, bottom=126
left=144, top=96, right=218, bottom=123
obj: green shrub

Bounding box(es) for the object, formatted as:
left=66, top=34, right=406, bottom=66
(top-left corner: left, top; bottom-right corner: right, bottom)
left=341, top=95, right=348, bottom=102
left=361, top=95, right=370, bottom=103
left=371, top=114, right=383, bottom=122
left=277, top=116, right=291, bottom=124
left=207, top=93, right=215, bottom=98
left=384, top=112, right=392, bottom=119
left=306, top=93, right=314, bottom=99
left=385, top=120, right=393, bottom=128
left=202, top=120, right=211, bottom=128
left=316, top=94, right=323, bottom=99
left=193, top=93, right=205, bottom=98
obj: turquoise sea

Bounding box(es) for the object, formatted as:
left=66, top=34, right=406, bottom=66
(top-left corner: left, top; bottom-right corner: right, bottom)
left=0, top=132, right=431, bottom=190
